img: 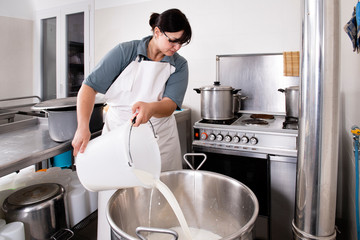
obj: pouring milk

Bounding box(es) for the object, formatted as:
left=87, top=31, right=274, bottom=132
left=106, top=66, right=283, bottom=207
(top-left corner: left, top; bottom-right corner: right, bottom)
left=133, top=169, right=222, bottom=240
left=76, top=122, right=221, bottom=240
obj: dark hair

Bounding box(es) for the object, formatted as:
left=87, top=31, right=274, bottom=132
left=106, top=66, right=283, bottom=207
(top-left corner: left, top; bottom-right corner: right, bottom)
left=149, top=9, right=192, bottom=45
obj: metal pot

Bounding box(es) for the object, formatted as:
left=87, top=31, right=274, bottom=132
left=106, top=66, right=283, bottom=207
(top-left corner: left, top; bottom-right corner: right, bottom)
left=107, top=170, right=259, bottom=240
left=194, top=82, right=240, bottom=120
left=278, top=86, right=299, bottom=118
left=2, top=183, right=67, bottom=240
left=32, top=97, right=105, bottom=142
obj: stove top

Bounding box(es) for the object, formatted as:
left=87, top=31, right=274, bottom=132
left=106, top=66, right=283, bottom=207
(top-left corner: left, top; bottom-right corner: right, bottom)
left=193, top=113, right=298, bottom=157
left=195, top=114, right=296, bottom=134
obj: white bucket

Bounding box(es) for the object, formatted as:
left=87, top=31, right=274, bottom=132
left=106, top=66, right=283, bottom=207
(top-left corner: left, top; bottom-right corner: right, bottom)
left=75, top=121, right=161, bottom=192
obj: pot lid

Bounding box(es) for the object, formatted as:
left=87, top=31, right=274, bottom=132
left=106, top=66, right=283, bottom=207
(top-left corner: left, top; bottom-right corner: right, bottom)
left=6, top=183, right=63, bottom=206
left=32, top=96, right=105, bottom=110
left=287, top=86, right=299, bottom=90
left=200, top=81, right=234, bottom=91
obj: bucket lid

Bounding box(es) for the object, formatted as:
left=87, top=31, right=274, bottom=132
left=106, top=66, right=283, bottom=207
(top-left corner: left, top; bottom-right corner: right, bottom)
left=5, top=183, right=63, bottom=206
left=32, top=96, right=105, bottom=111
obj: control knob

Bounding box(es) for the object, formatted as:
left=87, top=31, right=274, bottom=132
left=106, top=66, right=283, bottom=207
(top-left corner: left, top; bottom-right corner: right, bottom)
left=233, top=136, right=240, bottom=143
left=217, top=134, right=224, bottom=141
left=200, top=132, right=208, bottom=140
left=250, top=137, right=258, bottom=145
left=224, top=135, right=232, bottom=142
left=209, top=134, right=216, bottom=141
left=241, top=136, right=249, bottom=144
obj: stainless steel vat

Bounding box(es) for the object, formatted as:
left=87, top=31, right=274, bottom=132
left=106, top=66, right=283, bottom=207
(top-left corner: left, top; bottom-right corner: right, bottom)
left=2, top=183, right=67, bottom=240
left=107, top=170, right=259, bottom=240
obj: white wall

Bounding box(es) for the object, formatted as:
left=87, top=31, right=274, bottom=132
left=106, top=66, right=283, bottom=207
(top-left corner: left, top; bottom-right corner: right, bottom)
left=94, top=0, right=301, bottom=123
left=337, top=1, right=360, bottom=239
left=0, top=0, right=34, bottom=19
left=0, top=16, right=33, bottom=100
left=0, top=1, right=34, bottom=101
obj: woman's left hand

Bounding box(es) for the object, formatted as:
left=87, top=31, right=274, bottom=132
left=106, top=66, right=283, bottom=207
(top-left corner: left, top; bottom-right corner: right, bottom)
left=131, top=101, right=154, bottom=127
left=131, top=97, right=177, bottom=127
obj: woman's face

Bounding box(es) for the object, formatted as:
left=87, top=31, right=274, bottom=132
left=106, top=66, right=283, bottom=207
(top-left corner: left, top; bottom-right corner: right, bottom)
left=155, top=27, right=184, bottom=56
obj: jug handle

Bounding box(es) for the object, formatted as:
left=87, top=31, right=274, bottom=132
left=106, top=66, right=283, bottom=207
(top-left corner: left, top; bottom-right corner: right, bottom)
left=183, top=153, right=207, bottom=170
left=136, top=226, right=178, bottom=240
left=128, top=116, right=157, bottom=167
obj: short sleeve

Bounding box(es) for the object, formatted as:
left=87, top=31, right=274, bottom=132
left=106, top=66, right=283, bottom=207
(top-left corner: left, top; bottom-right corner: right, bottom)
left=83, top=41, right=139, bottom=94
left=163, top=56, right=189, bottom=109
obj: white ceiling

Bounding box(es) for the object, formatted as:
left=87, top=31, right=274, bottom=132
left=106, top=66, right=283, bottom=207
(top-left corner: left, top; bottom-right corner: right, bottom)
left=0, top=0, right=151, bottom=19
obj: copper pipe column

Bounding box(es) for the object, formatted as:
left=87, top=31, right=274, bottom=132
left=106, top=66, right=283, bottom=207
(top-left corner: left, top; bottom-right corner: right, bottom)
left=292, top=0, right=340, bottom=239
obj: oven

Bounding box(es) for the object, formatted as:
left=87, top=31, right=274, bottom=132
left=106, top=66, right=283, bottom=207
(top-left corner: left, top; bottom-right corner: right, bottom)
left=191, top=113, right=298, bottom=239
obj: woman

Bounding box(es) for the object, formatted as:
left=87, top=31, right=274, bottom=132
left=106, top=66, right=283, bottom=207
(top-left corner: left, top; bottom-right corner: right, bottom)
left=71, top=8, right=192, bottom=239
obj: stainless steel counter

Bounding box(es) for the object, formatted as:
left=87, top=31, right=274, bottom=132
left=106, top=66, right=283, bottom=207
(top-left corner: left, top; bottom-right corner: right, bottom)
left=0, top=109, right=190, bottom=178
left=0, top=117, right=100, bottom=178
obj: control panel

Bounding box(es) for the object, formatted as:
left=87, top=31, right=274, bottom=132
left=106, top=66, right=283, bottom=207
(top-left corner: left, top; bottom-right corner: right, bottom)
left=193, top=126, right=298, bottom=157
left=194, top=128, right=259, bottom=145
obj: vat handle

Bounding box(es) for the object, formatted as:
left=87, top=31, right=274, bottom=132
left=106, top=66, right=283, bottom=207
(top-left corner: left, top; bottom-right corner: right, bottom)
left=183, top=153, right=207, bottom=170
left=136, top=226, right=178, bottom=240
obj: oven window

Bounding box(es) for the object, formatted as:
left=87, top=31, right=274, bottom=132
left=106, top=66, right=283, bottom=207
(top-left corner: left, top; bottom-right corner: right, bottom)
left=191, top=150, right=269, bottom=217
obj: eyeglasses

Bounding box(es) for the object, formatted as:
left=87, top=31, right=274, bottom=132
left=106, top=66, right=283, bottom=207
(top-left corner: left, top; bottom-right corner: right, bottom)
left=161, top=30, right=182, bottom=47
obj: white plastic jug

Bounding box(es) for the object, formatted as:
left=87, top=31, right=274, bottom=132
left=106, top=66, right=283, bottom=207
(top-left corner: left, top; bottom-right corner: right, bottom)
left=75, top=121, right=161, bottom=192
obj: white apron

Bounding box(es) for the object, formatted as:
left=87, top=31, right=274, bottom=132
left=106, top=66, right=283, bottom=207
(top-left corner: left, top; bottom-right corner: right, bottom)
left=97, top=56, right=182, bottom=240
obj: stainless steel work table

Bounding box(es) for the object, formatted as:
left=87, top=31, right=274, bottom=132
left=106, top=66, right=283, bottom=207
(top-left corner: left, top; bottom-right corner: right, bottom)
left=0, top=116, right=101, bottom=178
left=0, top=109, right=190, bottom=178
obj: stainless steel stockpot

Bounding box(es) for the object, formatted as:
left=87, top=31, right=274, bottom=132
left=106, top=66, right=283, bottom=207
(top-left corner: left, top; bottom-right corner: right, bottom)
left=2, top=183, right=67, bottom=240
left=194, top=82, right=240, bottom=120
left=278, top=86, right=299, bottom=118
left=107, top=170, right=259, bottom=240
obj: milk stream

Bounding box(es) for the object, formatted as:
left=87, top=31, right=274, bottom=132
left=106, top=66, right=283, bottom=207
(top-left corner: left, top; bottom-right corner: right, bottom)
left=133, top=169, right=222, bottom=240
left=154, top=178, right=193, bottom=240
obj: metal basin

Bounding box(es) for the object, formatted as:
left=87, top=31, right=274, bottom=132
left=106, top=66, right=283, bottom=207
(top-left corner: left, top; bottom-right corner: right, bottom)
left=107, top=170, right=259, bottom=240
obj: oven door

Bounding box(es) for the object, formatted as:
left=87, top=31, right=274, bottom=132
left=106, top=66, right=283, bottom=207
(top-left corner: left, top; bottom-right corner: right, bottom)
left=192, top=145, right=269, bottom=239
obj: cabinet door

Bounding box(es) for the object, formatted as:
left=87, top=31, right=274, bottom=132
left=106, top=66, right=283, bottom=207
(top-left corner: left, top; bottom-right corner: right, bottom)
left=66, top=12, right=85, bottom=97
left=41, top=17, right=57, bottom=100
left=35, top=2, right=93, bottom=100
left=270, top=155, right=297, bottom=240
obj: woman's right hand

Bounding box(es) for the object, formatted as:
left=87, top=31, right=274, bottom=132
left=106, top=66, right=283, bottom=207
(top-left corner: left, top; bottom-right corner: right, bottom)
left=71, top=84, right=98, bottom=156
left=72, top=126, right=91, bottom=156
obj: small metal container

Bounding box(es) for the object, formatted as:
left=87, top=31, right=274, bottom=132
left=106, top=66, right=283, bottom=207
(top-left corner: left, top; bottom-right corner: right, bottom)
left=2, top=183, right=67, bottom=240
left=278, top=86, right=299, bottom=118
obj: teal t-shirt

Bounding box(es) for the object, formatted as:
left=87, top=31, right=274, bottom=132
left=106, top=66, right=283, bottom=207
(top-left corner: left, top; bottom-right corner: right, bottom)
left=83, top=36, right=188, bottom=109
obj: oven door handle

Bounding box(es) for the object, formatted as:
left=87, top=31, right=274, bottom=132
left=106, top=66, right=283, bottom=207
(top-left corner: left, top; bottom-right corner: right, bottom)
left=183, top=153, right=207, bottom=170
